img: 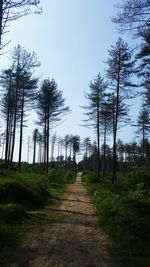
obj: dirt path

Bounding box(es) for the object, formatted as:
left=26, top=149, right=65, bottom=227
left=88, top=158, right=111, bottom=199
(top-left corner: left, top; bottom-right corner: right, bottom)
left=12, top=172, right=115, bottom=267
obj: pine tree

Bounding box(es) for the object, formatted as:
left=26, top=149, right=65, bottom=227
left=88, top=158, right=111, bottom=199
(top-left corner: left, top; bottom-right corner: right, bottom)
left=82, top=73, right=107, bottom=180
left=106, top=38, right=135, bottom=183
left=36, top=78, right=70, bottom=173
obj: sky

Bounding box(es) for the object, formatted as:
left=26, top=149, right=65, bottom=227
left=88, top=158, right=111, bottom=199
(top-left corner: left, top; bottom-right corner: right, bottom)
left=0, top=0, right=141, bottom=162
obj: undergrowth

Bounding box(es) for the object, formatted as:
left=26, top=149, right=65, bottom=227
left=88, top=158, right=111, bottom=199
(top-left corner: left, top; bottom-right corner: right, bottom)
left=0, top=168, right=76, bottom=266
left=82, top=170, right=150, bottom=267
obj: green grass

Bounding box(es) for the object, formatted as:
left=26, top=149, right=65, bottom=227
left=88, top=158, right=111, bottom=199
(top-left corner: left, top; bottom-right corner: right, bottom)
left=0, top=168, right=76, bottom=266
left=82, top=170, right=150, bottom=267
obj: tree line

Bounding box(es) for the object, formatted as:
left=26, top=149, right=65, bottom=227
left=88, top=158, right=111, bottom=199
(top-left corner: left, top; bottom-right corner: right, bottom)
left=81, top=0, right=150, bottom=183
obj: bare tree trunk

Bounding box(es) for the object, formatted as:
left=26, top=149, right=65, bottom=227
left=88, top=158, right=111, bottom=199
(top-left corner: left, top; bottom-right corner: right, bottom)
left=32, top=138, right=36, bottom=170
left=102, top=119, right=107, bottom=179
left=46, top=111, right=49, bottom=173
left=112, top=71, right=120, bottom=184
left=18, top=88, right=25, bottom=171
left=97, top=106, right=100, bottom=180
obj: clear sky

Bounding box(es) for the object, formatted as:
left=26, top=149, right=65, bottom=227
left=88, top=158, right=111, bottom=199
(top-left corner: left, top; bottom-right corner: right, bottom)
left=0, top=0, right=141, bottom=162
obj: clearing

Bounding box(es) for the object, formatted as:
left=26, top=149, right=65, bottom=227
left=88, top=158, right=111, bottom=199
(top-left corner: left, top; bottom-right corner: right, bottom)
left=11, top=172, right=116, bottom=267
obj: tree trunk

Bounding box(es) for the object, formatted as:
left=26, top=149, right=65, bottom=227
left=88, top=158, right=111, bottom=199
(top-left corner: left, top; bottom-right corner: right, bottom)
left=32, top=138, right=36, bottom=170
left=46, top=111, right=49, bottom=173
left=102, top=119, right=107, bottom=179
left=112, top=70, right=120, bottom=184
left=97, top=106, right=100, bottom=180
left=18, top=88, right=25, bottom=171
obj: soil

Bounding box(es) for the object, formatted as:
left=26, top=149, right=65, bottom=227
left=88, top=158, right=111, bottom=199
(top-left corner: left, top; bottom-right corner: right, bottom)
left=11, top=172, right=116, bottom=267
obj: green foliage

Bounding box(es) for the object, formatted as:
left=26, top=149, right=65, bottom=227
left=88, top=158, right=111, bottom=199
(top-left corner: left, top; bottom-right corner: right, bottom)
left=81, top=171, right=99, bottom=182
left=83, top=171, right=150, bottom=267
left=0, top=168, right=75, bottom=265
left=125, top=169, right=150, bottom=190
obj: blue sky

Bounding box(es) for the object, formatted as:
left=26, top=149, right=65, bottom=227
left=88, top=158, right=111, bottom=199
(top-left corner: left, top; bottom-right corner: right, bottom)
left=1, top=0, right=141, bottom=162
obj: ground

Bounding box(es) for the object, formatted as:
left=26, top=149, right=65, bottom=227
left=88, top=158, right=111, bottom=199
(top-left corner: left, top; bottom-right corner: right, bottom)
left=11, top=172, right=116, bottom=267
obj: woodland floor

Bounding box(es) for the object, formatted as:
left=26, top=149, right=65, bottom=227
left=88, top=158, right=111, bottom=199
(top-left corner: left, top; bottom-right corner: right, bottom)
left=11, top=173, right=116, bottom=267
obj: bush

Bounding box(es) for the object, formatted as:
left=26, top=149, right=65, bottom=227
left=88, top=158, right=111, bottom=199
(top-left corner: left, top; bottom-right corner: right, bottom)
left=126, top=169, right=150, bottom=190
left=82, top=171, right=99, bottom=182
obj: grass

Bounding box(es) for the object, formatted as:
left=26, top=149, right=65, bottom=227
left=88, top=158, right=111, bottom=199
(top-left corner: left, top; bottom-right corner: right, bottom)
left=0, top=168, right=76, bottom=266
left=82, top=170, right=150, bottom=267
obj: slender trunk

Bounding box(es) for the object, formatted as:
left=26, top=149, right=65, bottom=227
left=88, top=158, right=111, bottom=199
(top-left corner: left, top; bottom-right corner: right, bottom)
left=97, top=106, right=100, bottom=180
left=142, top=124, right=145, bottom=167
left=32, top=138, right=36, bottom=170
left=10, top=70, right=19, bottom=168
left=5, top=85, right=11, bottom=168
left=46, top=112, right=49, bottom=173
left=10, top=100, right=17, bottom=167
left=18, top=88, right=25, bottom=171
left=1, top=136, right=5, bottom=159
left=44, top=113, right=47, bottom=172
left=102, top=119, right=107, bottom=179
left=112, top=70, right=120, bottom=184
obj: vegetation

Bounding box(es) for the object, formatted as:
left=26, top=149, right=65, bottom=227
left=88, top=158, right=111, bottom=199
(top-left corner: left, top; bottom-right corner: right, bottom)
left=82, top=170, right=150, bottom=267
left=0, top=167, right=76, bottom=265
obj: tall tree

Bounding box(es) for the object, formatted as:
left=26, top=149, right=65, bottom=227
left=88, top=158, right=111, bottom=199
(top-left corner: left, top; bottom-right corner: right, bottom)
left=82, top=73, right=107, bottom=180
left=11, top=45, right=39, bottom=171
left=106, top=38, right=135, bottom=183
left=36, top=78, right=70, bottom=173
left=83, top=137, right=91, bottom=169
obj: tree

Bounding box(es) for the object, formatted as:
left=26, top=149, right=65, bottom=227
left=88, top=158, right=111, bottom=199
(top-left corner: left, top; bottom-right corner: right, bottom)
left=82, top=73, right=107, bottom=180
left=100, top=97, right=113, bottom=178
left=32, top=128, right=39, bottom=170
left=0, top=46, right=39, bottom=170
left=72, top=135, right=80, bottom=164
left=0, top=68, right=16, bottom=168
left=36, top=78, right=70, bottom=173
left=106, top=37, right=135, bottom=183
left=12, top=45, right=39, bottom=171
left=0, top=0, right=41, bottom=50
left=137, top=29, right=150, bottom=107
left=112, top=0, right=150, bottom=36
left=136, top=105, right=150, bottom=166
left=51, top=134, right=57, bottom=162
left=83, top=137, right=91, bottom=169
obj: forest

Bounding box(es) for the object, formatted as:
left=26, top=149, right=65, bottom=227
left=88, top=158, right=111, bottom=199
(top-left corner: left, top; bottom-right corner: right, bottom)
left=0, top=1, right=150, bottom=267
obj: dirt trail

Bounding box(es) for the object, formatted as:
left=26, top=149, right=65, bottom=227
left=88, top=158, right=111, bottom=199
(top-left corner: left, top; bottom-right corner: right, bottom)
left=12, top=172, right=115, bottom=267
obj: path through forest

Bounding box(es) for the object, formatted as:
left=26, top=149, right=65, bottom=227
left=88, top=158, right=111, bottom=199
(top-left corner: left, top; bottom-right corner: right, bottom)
left=12, top=172, right=115, bottom=267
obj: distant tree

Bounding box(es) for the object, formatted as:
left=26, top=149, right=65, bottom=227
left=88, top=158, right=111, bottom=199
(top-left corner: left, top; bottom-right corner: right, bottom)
left=36, top=78, right=70, bottom=173
left=136, top=105, right=150, bottom=166
left=64, top=134, right=70, bottom=162
left=72, top=135, right=80, bottom=164
left=32, top=128, right=39, bottom=170
left=51, top=134, right=57, bottom=161
left=0, top=0, right=41, bottom=50
left=82, top=73, right=107, bottom=180
left=27, top=136, right=31, bottom=163
left=106, top=38, right=135, bottom=183
left=83, top=137, right=91, bottom=169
